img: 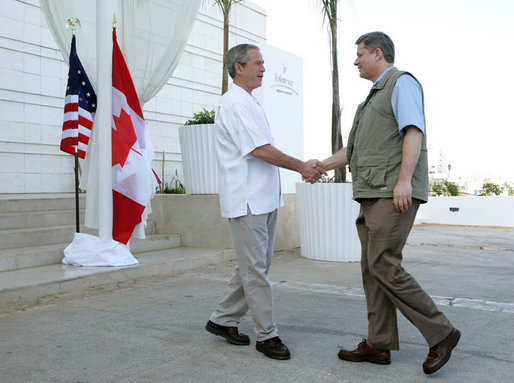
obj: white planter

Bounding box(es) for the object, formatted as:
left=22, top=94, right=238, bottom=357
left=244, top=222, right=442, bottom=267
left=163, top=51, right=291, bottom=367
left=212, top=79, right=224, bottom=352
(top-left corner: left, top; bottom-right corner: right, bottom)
left=296, top=182, right=361, bottom=262
left=179, top=124, right=218, bottom=194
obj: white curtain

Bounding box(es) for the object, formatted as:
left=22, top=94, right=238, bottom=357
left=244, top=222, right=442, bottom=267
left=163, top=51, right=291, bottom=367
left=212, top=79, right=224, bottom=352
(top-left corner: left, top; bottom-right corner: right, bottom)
left=41, top=0, right=202, bottom=239
left=40, top=0, right=201, bottom=102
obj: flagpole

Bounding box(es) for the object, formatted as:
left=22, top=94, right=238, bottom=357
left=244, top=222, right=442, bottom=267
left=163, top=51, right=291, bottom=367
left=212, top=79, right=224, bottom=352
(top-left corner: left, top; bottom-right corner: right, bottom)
left=65, top=18, right=82, bottom=234
left=96, top=0, right=115, bottom=240
left=74, top=145, right=80, bottom=232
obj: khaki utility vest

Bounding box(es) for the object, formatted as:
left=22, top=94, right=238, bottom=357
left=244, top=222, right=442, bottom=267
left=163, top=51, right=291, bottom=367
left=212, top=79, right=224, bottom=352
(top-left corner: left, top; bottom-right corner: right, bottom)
left=347, top=67, right=429, bottom=202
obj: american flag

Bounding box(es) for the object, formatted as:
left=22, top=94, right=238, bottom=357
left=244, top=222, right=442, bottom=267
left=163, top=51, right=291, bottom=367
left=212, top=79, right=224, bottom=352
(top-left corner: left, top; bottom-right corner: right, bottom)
left=61, top=35, right=96, bottom=159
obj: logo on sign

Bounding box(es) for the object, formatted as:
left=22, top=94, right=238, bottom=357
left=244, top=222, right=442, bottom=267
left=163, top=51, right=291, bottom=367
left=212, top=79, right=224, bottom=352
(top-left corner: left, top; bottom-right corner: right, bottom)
left=272, top=63, right=298, bottom=96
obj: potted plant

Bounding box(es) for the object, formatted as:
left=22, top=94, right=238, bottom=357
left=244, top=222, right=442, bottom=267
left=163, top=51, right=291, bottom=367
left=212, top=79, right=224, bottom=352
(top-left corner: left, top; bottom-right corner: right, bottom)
left=178, top=109, right=218, bottom=194
left=296, top=0, right=360, bottom=262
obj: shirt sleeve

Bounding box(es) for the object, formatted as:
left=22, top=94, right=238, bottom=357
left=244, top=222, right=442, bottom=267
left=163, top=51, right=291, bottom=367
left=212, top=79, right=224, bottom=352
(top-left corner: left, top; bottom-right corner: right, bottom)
left=391, top=74, right=425, bottom=137
left=223, top=102, right=270, bottom=158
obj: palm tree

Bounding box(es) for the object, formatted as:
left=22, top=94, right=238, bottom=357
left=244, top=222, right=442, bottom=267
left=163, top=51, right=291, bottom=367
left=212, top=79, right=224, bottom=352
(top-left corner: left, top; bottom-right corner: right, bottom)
left=212, top=0, right=244, bottom=94
left=320, top=0, right=346, bottom=182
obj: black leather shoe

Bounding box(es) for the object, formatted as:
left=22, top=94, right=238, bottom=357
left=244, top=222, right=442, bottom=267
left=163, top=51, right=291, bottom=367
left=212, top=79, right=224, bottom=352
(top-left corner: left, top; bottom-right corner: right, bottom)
left=338, top=339, right=391, bottom=365
left=256, top=336, right=291, bottom=360
left=423, top=328, right=461, bottom=375
left=205, top=320, right=250, bottom=345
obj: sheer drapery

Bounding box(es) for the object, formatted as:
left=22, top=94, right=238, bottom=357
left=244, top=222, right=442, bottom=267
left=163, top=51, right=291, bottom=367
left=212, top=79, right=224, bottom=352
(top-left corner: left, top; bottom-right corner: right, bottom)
left=41, top=0, right=201, bottom=103
left=41, top=0, right=202, bottom=240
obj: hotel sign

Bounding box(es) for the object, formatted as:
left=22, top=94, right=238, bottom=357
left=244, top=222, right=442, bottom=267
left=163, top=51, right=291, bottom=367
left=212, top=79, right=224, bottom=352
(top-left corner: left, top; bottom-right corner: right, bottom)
left=272, top=64, right=298, bottom=96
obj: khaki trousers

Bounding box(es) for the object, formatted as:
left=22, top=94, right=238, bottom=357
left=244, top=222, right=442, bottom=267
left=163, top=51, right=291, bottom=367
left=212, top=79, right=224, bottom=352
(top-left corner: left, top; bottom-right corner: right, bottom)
left=209, top=208, right=278, bottom=341
left=356, top=198, right=453, bottom=350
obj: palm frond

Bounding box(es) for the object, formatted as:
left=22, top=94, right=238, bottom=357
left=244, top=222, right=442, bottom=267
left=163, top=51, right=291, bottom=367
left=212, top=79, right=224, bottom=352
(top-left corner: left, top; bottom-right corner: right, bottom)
left=320, top=0, right=337, bottom=24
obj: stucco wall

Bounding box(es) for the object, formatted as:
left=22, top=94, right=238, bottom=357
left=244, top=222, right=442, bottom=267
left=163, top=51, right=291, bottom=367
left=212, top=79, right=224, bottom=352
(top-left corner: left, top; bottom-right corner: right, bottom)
left=415, top=196, right=514, bottom=227
left=150, top=193, right=299, bottom=250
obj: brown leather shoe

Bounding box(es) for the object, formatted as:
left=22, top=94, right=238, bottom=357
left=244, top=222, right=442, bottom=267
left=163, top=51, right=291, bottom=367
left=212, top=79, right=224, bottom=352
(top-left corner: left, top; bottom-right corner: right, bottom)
left=256, top=336, right=291, bottom=360
left=338, top=339, right=391, bottom=365
left=423, top=328, right=461, bottom=375
left=205, top=320, right=250, bottom=345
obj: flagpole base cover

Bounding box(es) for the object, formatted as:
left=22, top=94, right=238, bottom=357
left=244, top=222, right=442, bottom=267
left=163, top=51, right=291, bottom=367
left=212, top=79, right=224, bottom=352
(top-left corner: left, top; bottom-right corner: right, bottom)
left=63, top=233, right=138, bottom=267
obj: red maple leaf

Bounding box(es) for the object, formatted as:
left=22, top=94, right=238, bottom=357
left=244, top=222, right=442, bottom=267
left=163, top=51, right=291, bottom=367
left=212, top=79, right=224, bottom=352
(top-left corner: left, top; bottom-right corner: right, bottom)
left=112, top=108, right=137, bottom=167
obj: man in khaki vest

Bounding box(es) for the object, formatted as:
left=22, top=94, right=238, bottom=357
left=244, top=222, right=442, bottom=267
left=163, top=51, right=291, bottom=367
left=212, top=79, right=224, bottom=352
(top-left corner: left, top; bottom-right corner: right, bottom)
left=320, top=31, right=460, bottom=375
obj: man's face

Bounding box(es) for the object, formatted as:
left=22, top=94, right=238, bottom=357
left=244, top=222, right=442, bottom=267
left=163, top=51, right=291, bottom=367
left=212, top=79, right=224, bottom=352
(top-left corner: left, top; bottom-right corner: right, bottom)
left=236, top=49, right=265, bottom=92
left=354, top=42, right=378, bottom=81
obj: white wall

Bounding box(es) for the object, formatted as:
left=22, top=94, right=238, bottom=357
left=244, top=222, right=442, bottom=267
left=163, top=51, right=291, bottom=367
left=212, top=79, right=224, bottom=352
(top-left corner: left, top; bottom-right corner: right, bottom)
left=415, top=196, right=514, bottom=227
left=0, top=0, right=266, bottom=193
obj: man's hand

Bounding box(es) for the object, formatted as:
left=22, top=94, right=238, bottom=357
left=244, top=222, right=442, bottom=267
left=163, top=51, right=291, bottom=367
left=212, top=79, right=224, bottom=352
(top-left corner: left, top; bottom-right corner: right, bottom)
left=250, top=145, right=327, bottom=182
left=393, top=180, right=413, bottom=212
left=302, top=159, right=327, bottom=183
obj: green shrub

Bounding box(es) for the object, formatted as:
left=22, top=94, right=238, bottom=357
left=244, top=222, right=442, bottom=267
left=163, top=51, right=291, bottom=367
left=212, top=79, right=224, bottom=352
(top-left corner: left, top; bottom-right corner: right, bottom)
left=184, top=109, right=215, bottom=125
left=481, top=183, right=503, bottom=196
left=503, top=182, right=514, bottom=196
left=430, top=181, right=459, bottom=196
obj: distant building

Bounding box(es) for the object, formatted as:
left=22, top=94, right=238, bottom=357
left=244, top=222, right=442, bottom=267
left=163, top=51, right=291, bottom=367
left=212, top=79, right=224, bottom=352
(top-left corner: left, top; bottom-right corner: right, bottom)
left=428, top=147, right=451, bottom=183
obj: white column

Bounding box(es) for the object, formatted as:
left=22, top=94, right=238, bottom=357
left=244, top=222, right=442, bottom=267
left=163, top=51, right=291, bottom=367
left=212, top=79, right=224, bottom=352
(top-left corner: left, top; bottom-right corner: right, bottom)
left=96, top=1, right=115, bottom=240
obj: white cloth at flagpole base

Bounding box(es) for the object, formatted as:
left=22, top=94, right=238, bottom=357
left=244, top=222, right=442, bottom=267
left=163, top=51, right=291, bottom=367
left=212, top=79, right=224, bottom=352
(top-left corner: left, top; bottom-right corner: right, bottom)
left=63, top=233, right=138, bottom=267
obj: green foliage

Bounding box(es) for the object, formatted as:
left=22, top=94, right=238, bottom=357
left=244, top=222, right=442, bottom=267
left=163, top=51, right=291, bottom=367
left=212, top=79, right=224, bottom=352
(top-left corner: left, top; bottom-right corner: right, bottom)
left=503, top=182, right=514, bottom=196
left=211, top=0, right=244, bottom=14
left=431, top=183, right=444, bottom=196
left=319, top=0, right=337, bottom=23
left=318, top=175, right=335, bottom=183
left=184, top=109, right=215, bottom=125
left=211, top=0, right=244, bottom=94
left=481, top=182, right=504, bottom=196
left=445, top=182, right=460, bottom=196
left=430, top=181, right=459, bottom=196
left=161, top=182, right=185, bottom=194
left=157, top=170, right=186, bottom=194
left=303, top=174, right=351, bottom=183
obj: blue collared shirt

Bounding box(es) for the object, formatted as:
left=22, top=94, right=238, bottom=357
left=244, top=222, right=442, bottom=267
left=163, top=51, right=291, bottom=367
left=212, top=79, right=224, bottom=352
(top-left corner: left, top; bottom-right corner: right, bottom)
left=374, top=66, right=425, bottom=137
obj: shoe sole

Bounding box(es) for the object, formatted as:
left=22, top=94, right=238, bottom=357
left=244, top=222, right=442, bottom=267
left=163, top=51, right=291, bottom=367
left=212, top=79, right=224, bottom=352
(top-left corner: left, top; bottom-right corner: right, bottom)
left=256, top=345, right=291, bottom=360
left=338, top=353, right=391, bottom=365
left=205, top=323, right=250, bottom=346
left=423, top=329, right=461, bottom=375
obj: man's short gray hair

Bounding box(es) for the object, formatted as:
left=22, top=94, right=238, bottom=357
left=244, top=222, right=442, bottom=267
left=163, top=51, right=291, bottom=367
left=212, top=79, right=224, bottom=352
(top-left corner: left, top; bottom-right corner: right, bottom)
left=226, top=43, right=260, bottom=78
left=355, top=32, right=395, bottom=64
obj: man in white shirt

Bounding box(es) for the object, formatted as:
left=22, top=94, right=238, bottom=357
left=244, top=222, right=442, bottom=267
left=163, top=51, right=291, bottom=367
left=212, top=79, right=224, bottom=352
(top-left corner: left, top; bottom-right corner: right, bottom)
left=205, top=43, right=324, bottom=360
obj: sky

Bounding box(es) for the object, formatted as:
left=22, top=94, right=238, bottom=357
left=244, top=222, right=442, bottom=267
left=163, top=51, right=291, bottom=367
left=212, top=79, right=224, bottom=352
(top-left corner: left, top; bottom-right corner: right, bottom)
left=250, top=0, right=514, bottom=182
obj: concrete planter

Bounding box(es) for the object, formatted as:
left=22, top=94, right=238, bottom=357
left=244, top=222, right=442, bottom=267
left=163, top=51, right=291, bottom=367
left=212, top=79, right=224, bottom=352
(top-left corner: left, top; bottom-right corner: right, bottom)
left=296, top=182, right=361, bottom=262
left=150, top=193, right=300, bottom=250
left=179, top=124, right=218, bottom=194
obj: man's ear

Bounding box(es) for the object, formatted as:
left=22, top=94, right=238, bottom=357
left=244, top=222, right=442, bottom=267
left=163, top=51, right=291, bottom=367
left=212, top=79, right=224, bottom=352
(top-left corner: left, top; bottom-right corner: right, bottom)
left=234, top=62, right=243, bottom=74
left=374, top=48, right=383, bottom=61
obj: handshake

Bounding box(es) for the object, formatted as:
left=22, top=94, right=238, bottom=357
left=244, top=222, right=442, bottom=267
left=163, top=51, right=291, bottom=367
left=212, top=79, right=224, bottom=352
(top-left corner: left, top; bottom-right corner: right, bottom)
left=301, top=159, right=327, bottom=183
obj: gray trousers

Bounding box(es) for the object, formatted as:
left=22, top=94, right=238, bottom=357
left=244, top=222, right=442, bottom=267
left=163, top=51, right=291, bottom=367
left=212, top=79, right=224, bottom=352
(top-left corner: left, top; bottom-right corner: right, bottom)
left=357, top=198, right=453, bottom=350
left=209, top=208, right=278, bottom=341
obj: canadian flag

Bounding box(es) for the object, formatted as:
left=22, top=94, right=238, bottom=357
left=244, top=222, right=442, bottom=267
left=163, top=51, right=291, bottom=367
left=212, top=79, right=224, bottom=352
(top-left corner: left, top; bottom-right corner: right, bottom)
left=112, top=30, right=159, bottom=244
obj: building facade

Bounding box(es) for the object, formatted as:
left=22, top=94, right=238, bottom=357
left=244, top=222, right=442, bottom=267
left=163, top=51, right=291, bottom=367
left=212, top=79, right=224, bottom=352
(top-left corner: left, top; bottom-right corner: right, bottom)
left=0, top=0, right=266, bottom=194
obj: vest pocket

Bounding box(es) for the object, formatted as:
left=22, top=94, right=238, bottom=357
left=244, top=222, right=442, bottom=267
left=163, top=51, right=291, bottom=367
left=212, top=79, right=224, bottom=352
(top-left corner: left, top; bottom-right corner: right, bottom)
left=357, top=156, right=388, bottom=188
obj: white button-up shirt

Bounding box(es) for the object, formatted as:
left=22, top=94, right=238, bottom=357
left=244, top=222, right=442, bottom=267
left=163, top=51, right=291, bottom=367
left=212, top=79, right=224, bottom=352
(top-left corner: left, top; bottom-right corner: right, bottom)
left=215, top=84, right=284, bottom=218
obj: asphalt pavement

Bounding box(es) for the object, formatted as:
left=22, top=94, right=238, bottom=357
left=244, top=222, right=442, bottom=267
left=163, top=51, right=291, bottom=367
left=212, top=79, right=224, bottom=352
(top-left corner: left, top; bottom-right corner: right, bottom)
left=0, top=224, right=513, bottom=383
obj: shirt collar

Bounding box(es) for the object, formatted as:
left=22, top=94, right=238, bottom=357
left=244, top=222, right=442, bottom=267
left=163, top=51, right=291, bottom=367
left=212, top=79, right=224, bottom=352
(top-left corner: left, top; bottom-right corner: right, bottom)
left=231, top=83, right=259, bottom=103
left=373, top=66, right=396, bottom=86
